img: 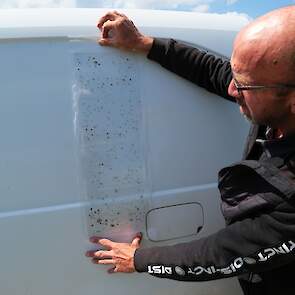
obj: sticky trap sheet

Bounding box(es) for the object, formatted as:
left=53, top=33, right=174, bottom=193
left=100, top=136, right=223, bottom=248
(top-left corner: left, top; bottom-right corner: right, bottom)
left=73, top=52, right=150, bottom=240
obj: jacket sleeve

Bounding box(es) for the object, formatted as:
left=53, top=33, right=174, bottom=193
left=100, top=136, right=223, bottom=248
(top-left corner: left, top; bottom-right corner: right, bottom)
left=134, top=200, right=295, bottom=281
left=147, top=38, right=235, bottom=102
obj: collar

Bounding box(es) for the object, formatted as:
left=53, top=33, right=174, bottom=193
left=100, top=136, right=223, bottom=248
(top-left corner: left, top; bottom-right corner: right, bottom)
left=256, top=128, right=295, bottom=159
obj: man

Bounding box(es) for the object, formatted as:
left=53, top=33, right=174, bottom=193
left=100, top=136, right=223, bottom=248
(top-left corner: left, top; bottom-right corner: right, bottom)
left=85, top=6, right=295, bottom=294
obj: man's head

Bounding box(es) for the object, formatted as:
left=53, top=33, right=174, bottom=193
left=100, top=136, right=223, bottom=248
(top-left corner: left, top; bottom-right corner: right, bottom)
left=228, top=5, right=295, bottom=135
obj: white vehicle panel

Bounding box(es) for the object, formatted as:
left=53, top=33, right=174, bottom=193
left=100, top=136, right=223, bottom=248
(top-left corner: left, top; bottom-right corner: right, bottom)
left=0, top=9, right=248, bottom=295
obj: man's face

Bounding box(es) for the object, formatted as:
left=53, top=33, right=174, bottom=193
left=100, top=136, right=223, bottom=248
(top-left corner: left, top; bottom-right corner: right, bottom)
left=228, top=48, right=290, bottom=127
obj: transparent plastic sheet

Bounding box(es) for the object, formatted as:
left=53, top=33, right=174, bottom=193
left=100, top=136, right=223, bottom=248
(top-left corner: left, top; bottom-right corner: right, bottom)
left=72, top=50, right=151, bottom=243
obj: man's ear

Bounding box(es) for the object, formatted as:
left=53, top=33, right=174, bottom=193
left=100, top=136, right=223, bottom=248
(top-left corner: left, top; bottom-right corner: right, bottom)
left=291, top=95, right=295, bottom=114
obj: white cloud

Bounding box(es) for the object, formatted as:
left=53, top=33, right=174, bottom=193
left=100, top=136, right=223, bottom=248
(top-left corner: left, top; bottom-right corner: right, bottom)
left=0, top=0, right=75, bottom=8
left=192, top=4, right=210, bottom=12
left=76, top=0, right=214, bottom=11
left=0, top=0, right=249, bottom=23
left=0, top=0, right=212, bottom=10
left=226, top=0, right=238, bottom=5
left=222, top=11, right=252, bottom=22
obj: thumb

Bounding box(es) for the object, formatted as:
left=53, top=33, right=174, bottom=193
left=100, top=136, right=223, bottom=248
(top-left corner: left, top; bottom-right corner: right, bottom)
left=131, top=232, right=142, bottom=248
left=98, top=38, right=114, bottom=47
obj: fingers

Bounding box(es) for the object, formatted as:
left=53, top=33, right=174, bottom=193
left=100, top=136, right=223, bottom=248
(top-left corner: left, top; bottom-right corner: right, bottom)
left=98, top=38, right=113, bottom=47
left=97, top=11, right=147, bottom=52
left=89, top=236, right=115, bottom=249
left=101, top=21, right=113, bottom=39
left=131, top=232, right=142, bottom=247
left=89, top=236, right=102, bottom=244
left=87, top=234, right=140, bottom=273
left=85, top=250, right=113, bottom=258
left=97, top=11, right=117, bottom=29
left=85, top=250, right=96, bottom=257
left=98, top=19, right=116, bottom=47
left=99, top=238, right=116, bottom=249
left=97, top=11, right=125, bottom=29
left=89, top=234, right=142, bottom=249
left=108, top=266, right=117, bottom=274
left=92, top=259, right=116, bottom=265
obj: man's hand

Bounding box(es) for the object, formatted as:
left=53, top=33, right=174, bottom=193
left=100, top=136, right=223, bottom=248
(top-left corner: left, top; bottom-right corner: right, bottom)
left=97, top=11, right=153, bottom=54
left=85, top=233, right=142, bottom=273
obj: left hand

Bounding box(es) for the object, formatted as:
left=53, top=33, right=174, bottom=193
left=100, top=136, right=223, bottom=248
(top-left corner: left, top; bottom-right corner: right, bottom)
left=85, top=233, right=142, bottom=273
left=97, top=11, right=153, bottom=54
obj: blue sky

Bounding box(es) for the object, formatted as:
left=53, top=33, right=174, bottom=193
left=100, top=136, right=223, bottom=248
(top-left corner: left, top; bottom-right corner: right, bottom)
left=0, top=0, right=294, bottom=19
left=209, top=0, right=295, bottom=18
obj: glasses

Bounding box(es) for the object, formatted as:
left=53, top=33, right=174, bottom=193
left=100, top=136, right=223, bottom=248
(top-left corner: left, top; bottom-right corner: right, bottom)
left=233, top=78, right=295, bottom=95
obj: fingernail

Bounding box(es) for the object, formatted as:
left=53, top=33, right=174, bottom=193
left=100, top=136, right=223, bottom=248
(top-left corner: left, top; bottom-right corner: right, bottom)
left=89, top=236, right=100, bottom=243
left=85, top=251, right=92, bottom=257
left=108, top=268, right=115, bottom=274
left=135, top=232, right=142, bottom=238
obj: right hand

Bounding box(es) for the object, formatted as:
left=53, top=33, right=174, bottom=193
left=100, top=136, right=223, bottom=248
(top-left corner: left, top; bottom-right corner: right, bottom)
left=97, top=11, right=153, bottom=54
left=85, top=233, right=143, bottom=274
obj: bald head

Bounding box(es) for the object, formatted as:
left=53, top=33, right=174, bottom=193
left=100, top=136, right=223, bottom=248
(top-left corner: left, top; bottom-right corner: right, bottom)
left=232, top=5, right=295, bottom=83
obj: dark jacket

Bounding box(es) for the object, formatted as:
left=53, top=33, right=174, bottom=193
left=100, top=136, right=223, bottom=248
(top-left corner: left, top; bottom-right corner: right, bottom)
left=134, top=38, right=295, bottom=294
